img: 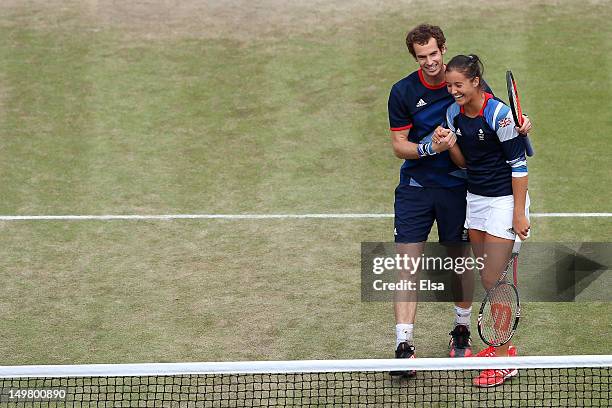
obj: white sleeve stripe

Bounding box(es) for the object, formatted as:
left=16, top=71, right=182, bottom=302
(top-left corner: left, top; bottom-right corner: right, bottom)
left=508, top=159, right=527, bottom=168
left=446, top=106, right=457, bottom=132
left=512, top=171, right=528, bottom=178
left=492, top=102, right=504, bottom=130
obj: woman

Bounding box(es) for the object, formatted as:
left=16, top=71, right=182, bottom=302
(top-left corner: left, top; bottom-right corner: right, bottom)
left=433, top=54, right=530, bottom=388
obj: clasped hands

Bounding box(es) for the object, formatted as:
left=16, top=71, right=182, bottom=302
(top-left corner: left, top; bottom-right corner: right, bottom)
left=431, top=126, right=457, bottom=153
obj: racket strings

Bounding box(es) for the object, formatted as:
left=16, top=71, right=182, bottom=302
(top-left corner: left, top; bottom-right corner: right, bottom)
left=481, top=283, right=519, bottom=345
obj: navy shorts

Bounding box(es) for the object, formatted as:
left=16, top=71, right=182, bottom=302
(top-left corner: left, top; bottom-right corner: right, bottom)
left=394, top=184, right=468, bottom=243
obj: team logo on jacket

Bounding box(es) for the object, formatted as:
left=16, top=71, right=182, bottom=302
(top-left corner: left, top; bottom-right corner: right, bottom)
left=498, top=118, right=512, bottom=128
left=478, top=129, right=485, bottom=141
left=456, top=128, right=462, bottom=136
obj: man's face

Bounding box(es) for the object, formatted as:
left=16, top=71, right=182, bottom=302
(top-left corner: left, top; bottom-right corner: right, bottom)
left=413, top=38, right=445, bottom=78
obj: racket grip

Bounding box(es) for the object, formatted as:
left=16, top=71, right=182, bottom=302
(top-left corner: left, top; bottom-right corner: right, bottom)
left=523, top=134, right=534, bottom=157
left=512, top=237, right=522, bottom=254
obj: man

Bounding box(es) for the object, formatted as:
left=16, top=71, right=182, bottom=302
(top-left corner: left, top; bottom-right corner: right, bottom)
left=387, top=24, right=531, bottom=372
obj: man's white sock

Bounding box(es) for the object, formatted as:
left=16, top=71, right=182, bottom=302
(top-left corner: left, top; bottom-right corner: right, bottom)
left=454, top=305, right=472, bottom=327
left=396, top=323, right=414, bottom=347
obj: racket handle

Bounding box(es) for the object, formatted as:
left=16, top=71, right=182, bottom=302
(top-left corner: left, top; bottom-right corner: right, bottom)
left=522, top=134, right=534, bottom=157
left=512, top=237, right=522, bottom=255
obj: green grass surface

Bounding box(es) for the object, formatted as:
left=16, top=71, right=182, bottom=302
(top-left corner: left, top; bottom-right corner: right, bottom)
left=0, top=218, right=610, bottom=364
left=0, top=0, right=610, bottom=365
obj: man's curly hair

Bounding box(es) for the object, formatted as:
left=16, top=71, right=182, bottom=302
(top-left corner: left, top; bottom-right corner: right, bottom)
left=406, top=24, right=446, bottom=58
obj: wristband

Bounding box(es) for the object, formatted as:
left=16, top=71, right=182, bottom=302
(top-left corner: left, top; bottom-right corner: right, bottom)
left=417, top=142, right=437, bottom=158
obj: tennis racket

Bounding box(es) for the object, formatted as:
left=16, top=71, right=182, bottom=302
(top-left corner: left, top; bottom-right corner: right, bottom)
left=477, top=239, right=521, bottom=347
left=506, top=70, right=534, bottom=157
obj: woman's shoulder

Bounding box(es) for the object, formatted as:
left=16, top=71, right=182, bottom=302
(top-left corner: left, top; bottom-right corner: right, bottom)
left=483, top=94, right=512, bottom=127
left=446, top=101, right=461, bottom=118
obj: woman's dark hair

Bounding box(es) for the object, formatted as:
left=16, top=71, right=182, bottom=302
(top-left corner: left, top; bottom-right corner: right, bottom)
left=446, top=54, right=485, bottom=87
left=405, top=24, right=446, bottom=58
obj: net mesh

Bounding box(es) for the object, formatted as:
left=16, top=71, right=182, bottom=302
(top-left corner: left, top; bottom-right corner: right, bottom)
left=0, top=358, right=609, bottom=407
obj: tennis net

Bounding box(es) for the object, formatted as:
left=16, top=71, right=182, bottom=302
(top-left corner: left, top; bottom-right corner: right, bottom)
left=0, top=355, right=609, bottom=407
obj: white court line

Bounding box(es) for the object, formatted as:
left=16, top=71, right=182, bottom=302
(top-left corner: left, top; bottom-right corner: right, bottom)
left=0, top=213, right=610, bottom=221
left=530, top=213, right=612, bottom=217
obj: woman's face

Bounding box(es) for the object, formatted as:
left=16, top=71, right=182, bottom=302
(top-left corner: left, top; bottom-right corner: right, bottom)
left=446, top=70, right=480, bottom=106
